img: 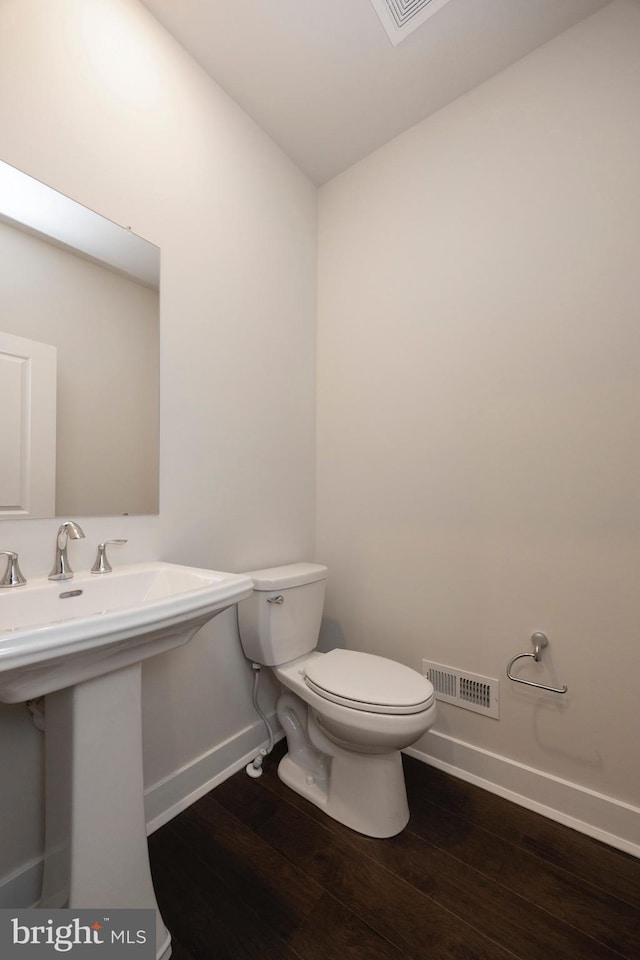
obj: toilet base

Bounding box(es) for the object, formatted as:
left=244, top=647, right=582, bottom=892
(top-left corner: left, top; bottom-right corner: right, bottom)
left=278, top=744, right=410, bottom=838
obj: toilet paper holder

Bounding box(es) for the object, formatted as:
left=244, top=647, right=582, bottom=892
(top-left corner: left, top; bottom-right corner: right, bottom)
left=506, top=632, right=568, bottom=694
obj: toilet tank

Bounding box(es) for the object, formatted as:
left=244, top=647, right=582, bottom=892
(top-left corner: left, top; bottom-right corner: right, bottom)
left=238, top=563, right=328, bottom=666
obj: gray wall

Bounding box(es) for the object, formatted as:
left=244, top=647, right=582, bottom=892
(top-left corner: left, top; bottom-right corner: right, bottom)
left=317, top=1, right=640, bottom=847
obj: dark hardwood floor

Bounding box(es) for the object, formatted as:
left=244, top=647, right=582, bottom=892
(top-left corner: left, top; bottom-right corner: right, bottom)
left=148, top=742, right=640, bottom=960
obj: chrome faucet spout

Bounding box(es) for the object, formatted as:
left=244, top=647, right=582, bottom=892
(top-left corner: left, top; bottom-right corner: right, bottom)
left=49, top=521, right=86, bottom=581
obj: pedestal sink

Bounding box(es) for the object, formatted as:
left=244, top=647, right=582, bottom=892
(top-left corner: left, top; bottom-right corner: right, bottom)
left=0, top=561, right=254, bottom=960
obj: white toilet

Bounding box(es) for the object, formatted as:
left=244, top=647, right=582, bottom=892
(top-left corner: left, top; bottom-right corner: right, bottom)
left=238, top=562, right=436, bottom=838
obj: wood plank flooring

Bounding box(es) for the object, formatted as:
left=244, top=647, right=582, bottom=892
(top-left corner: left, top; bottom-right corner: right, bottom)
left=148, top=743, right=639, bottom=960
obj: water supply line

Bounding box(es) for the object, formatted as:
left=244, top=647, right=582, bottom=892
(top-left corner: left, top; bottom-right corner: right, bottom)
left=245, top=662, right=276, bottom=778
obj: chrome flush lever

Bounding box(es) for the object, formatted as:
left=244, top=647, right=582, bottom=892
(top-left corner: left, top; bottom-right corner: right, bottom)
left=267, top=595, right=284, bottom=604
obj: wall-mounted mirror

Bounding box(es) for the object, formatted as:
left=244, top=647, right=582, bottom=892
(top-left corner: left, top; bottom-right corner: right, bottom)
left=0, top=160, right=159, bottom=518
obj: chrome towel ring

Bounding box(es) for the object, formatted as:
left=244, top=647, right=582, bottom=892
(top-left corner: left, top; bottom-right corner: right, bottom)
left=506, top=632, right=568, bottom=694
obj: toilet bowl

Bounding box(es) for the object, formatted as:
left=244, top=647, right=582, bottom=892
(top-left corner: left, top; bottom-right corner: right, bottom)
left=238, top=563, right=436, bottom=838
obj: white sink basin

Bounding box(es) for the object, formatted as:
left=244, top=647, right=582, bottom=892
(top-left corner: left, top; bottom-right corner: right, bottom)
left=0, top=561, right=253, bottom=702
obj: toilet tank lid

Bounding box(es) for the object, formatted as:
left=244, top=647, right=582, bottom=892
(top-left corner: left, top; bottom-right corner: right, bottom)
left=246, top=562, right=328, bottom=590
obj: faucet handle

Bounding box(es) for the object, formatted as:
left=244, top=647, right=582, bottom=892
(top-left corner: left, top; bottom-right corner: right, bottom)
left=91, top=540, right=128, bottom=575
left=0, top=551, right=27, bottom=588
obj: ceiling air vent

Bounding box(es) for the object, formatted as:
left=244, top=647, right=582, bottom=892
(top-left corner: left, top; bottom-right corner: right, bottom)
left=369, top=0, right=454, bottom=46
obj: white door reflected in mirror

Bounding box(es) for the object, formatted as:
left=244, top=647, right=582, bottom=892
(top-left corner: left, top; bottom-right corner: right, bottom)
left=0, top=331, right=56, bottom=517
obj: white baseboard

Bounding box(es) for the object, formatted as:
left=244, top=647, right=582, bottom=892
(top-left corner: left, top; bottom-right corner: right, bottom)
left=0, top=714, right=282, bottom=908
left=144, top=713, right=283, bottom=834
left=405, top=729, right=640, bottom=858
left=0, top=858, right=43, bottom=910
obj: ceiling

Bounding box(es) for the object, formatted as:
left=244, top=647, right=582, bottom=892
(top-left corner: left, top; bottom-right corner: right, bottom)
left=139, top=0, right=610, bottom=184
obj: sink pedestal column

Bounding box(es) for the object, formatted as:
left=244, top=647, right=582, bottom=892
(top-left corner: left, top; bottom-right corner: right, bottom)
left=41, top=663, right=171, bottom=960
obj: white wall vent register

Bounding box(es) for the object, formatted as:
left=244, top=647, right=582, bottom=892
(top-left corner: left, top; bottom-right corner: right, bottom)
left=422, top=659, right=500, bottom=719
left=369, top=0, right=454, bottom=46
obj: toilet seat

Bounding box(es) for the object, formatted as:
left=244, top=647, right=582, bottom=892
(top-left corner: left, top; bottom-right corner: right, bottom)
left=303, top=649, right=434, bottom=715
